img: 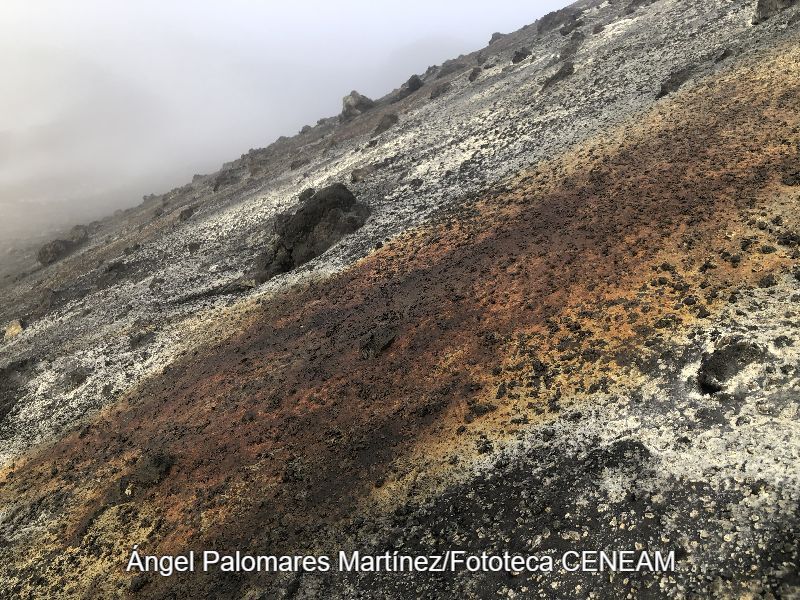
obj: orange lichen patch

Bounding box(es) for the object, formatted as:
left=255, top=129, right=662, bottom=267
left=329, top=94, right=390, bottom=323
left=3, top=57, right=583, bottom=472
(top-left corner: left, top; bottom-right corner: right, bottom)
left=2, top=43, right=800, bottom=598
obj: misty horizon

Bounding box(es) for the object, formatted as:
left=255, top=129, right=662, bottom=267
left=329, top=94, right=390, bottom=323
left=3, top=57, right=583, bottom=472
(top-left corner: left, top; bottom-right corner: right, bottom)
left=0, top=0, right=567, bottom=247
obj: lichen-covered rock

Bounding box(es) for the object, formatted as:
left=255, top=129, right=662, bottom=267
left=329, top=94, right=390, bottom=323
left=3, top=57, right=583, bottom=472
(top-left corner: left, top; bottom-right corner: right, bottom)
left=3, top=320, right=24, bottom=342
left=340, top=90, right=375, bottom=122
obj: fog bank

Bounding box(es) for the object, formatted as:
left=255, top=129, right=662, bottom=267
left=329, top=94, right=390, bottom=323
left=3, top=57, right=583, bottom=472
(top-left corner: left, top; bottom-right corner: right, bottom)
left=0, top=0, right=567, bottom=245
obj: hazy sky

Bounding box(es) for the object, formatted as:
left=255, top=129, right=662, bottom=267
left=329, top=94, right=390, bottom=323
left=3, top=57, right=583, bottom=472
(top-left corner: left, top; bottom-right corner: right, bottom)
left=0, top=1, right=567, bottom=242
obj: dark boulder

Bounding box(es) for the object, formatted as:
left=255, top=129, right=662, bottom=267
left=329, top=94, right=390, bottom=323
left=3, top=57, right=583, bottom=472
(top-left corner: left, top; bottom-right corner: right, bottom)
left=782, top=167, right=800, bottom=186
left=758, top=273, right=778, bottom=288
left=406, top=74, right=423, bottom=93
left=178, top=206, right=196, bottom=222
left=625, top=0, right=658, bottom=14
left=753, top=0, right=798, bottom=23
left=255, top=184, right=370, bottom=283
left=120, top=451, right=175, bottom=497
left=252, top=241, right=294, bottom=283
left=511, top=48, right=532, bottom=64
left=560, top=18, right=584, bottom=35
left=468, top=67, right=482, bottom=82
left=66, top=367, right=90, bottom=389
left=36, top=225, right=90, bottom=266
left=340, top=90, right=375, bottom=122
left=392, top=75, right=423, bottom=103
left=0, top=359, right=32, bottom=423
left=373, top=113, right=399, bottom=136
left=37, top=239, right=76, bottom=266
left=697, top=338, right=766, bottom=394
left=542, top=62, right=575, bottom=89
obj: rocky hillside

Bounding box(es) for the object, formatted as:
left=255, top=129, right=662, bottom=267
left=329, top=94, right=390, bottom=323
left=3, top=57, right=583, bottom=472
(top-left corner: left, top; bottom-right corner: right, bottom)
left=1, top=1, right=799, bottom=598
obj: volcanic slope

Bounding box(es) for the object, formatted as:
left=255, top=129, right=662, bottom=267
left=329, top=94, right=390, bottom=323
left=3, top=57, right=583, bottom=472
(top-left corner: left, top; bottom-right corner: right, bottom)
left=1, top=1, right=800, bottom=599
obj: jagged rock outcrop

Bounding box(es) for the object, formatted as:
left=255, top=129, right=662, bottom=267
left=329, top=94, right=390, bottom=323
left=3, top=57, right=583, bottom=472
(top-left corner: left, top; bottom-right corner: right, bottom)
left=392, top=74, right=424, bottom=103
left=538, top=6, right=583, bottom=34
left=405, top=74, right=423, bottom=93
left=340, top=90, right=375, bottom=122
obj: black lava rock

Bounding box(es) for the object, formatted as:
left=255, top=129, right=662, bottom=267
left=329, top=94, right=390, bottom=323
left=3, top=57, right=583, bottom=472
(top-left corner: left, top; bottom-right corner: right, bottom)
left=698, top=338, right=765, bottom=394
